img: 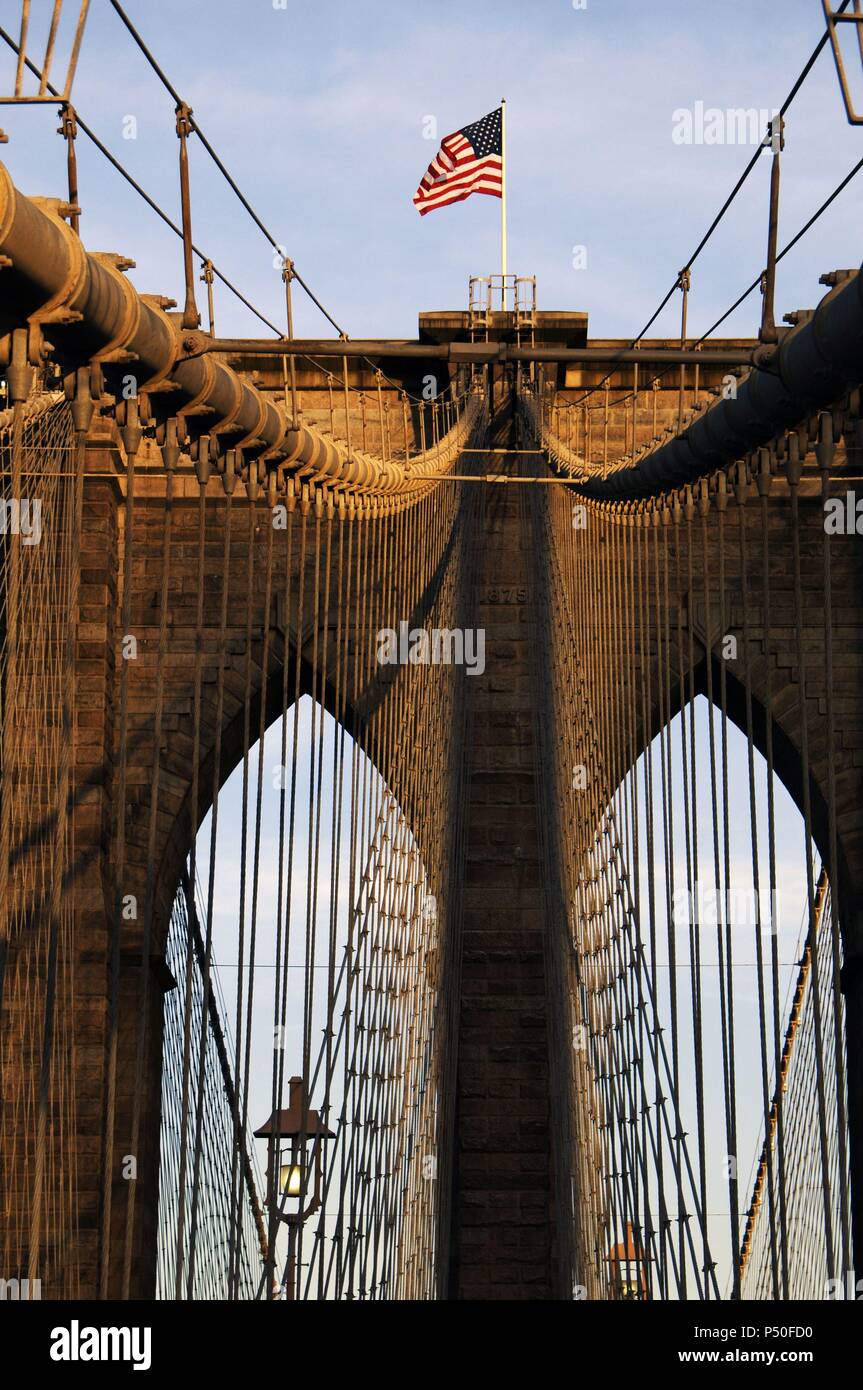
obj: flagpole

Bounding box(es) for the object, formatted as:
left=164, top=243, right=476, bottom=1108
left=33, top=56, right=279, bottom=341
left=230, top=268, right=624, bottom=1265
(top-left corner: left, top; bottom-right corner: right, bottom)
left=500, top=98, right=507, bottom=308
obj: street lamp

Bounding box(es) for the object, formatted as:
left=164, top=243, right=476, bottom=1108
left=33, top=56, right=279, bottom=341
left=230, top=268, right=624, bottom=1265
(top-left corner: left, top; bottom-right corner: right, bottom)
left=254, top=1076, right=335, bottom=1300
left=255, top=1076, right=335, bottom=1224
left=605, top=1222, right=651, bottom=1301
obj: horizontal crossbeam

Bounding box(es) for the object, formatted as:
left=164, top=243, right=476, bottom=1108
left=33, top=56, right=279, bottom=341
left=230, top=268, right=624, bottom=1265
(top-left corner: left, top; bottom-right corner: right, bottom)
left=186, top=334, right=756, bottom=368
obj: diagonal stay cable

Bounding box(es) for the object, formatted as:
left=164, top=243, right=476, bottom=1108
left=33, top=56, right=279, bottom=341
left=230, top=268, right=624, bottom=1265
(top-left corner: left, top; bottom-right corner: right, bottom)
left=542, top=146, right=863, bottom=469
left=696, top=150, right=863, bottom=342
left=629, top=150, right=863, bottom=417
left=107, top=0, right=346, bottom=337
left=570, top=0, right=852, bottom=410
left=0, top=23, right=284, bottom=336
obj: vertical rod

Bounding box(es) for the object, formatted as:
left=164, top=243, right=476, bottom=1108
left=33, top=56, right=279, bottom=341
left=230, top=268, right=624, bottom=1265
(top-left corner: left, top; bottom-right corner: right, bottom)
left=60, top=103, right=80, bottom=236
left=632, top=360, right=639, bottom=457
left=176, top=102, right=200, bottom=331
left=200, top=259, right=215, bottom=336
left=0, top=336, right=31, bottom=1056
left=100, top=393, right=142, bottom=1298
left=678, top=269, right=690, bottom=432
left=376, top=370, right=387, bottom=462
left=343, top=356, right=352, bottom=458
left=402, top=392, right=411, bottom=465
left=846, top=924, right=863, bottom=1286
left=760, top=117, right=784, bottom=344
left=283, top=257, right=300, bottom=427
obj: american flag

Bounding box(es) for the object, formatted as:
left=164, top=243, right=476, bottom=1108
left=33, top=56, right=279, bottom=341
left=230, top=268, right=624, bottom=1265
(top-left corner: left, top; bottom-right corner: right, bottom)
left=413, top=107, right=503, bottom=216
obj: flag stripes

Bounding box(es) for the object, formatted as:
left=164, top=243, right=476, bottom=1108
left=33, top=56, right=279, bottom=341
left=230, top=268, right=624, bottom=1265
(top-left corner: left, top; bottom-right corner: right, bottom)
left=413, top=108, right=503, bottom=216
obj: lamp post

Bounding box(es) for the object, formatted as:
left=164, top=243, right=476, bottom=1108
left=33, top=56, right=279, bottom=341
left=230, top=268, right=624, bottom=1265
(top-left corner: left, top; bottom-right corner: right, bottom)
left=605, top=1222, right=651, bottom=1301
left=254, top=1077, right=335, bottom=1301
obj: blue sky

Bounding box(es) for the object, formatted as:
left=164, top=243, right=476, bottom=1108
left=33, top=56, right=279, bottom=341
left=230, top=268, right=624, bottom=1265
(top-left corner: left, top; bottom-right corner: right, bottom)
left=2, top=0, right=861, bottom=340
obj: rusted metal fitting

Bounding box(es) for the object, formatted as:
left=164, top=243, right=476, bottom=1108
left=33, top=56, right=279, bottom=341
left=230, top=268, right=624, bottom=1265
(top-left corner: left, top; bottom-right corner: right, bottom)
left=756, top=447, right=773, bottom=498
left=7, top=328, right=33, bottom=402
left=766, top=113, right=785, bottom=152
left=716, top=469, right=730, bottom=512
left=160, top=417, right=181, bottom=471
left=193, top=433, right=211, bottom=486
left=815, top=410, right=835, bottom=473
left=120, top=396, right=143, bottom=458
left=222, top=448, right=237, bottom=496
left=175, top=102, right=194, bottom=140
left=70, top=364, right=95, bottom=434
left=58, top=104, right=78, bottom=141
